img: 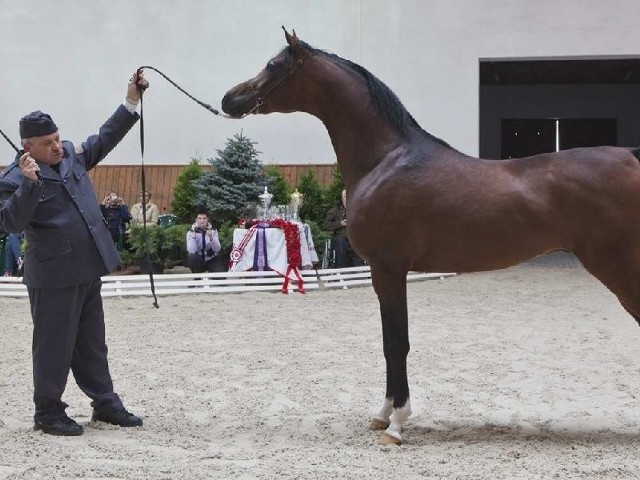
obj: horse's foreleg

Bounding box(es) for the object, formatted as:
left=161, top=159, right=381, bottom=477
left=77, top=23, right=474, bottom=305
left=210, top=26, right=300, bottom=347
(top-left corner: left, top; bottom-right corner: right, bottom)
left=370, top=362, right=393, bottom=430
left=370, top=266, right=411, bottom=445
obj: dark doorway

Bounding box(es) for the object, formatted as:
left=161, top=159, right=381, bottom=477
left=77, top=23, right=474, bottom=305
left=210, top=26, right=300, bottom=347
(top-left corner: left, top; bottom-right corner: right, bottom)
left=480, top=58, right=640, bottom=160
left=501, top=119, right=555, bottom=159
left=559, top=118, right=617, bottom=149
left=501, top=118, right=618, bottom=159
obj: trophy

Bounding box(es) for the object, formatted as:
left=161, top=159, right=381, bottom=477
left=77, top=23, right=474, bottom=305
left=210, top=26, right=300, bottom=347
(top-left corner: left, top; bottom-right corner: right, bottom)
left=258, top=186, right=273, bottom=219
left=290, top=188, right=304, bottom=221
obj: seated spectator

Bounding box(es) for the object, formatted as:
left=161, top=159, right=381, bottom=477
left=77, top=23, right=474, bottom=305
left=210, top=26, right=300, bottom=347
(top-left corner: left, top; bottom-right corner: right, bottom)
left=186, top=210, right=225, bottom=273
left=323, top=189, right=364, bottom=269
left=100, top=192, right=131, bottom=248
left=130, top=190, right=159, bottom=227
left=3, top=232, right=23, bottom=277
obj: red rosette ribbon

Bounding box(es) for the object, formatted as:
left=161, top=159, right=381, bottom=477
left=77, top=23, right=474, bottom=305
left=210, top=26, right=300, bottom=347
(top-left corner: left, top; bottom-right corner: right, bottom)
left=269, top=219, right=304, bottom=294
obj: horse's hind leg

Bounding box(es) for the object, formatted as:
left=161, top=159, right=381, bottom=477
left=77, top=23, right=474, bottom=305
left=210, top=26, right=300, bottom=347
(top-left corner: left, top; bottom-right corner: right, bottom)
left=369, top=265, right=411, bottom=445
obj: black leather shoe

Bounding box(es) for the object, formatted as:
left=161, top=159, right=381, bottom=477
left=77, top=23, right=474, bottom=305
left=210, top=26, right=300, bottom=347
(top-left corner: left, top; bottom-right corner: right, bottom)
left=92, top=408, right=143, bottom=427
left=34, top=416, right=84, bottom=436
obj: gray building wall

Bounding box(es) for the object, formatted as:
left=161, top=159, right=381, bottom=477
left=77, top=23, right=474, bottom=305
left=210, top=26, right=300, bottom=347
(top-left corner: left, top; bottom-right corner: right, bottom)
left=1, top=0, right=640, bottom=165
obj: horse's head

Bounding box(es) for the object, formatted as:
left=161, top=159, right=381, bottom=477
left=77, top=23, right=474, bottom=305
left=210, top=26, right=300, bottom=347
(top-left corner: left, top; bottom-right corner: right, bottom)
left=221, top=28, right=311, bottom=118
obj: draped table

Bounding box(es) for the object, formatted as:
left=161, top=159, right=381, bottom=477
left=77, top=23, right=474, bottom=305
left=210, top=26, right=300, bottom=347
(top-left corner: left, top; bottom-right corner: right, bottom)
left=229, top=222, right=319, bottom=290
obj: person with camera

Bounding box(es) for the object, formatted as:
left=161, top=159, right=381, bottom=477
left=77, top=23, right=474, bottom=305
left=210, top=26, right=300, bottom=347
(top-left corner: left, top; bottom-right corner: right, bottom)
left=100, top=191, right=131, bottom=248
left=186, top=210, right=225, bottom=273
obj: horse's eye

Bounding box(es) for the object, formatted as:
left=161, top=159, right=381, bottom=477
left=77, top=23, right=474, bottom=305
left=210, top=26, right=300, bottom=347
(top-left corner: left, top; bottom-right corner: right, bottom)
left=266, top=61, right=276, bottom=72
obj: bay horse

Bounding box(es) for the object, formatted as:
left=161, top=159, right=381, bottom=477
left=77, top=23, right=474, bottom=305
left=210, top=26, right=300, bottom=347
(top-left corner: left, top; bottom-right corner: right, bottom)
left=222, top=28, right=640, bottom=445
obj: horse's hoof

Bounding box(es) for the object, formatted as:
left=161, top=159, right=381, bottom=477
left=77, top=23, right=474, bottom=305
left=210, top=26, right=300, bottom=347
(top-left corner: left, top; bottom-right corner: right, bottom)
left=378, top=432, right=402, bottom=445
left=370, top=418, right=390, bottom=430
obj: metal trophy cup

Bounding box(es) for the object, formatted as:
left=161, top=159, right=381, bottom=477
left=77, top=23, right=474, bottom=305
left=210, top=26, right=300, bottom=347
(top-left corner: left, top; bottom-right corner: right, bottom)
left=290, top=188, right=304, bottom=222
left=258, top=186, right=273, bottom=219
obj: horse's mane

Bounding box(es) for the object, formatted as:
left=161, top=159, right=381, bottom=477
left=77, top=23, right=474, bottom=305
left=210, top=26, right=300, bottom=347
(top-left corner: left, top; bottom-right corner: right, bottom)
left=287, top=42, right=455, bottom=150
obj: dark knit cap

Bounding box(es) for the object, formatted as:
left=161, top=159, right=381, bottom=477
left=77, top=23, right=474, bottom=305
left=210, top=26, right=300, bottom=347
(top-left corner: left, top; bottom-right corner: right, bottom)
left=19, top=111, right=58, bottom=139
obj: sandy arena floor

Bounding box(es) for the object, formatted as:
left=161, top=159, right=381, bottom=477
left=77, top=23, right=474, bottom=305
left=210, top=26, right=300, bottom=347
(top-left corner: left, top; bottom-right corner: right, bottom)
left=2, top=258, right=640, bottom=479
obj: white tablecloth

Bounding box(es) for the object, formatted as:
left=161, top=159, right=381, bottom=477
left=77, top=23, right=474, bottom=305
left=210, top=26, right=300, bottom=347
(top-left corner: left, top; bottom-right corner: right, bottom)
left=230, top=223, right=318, bottom=277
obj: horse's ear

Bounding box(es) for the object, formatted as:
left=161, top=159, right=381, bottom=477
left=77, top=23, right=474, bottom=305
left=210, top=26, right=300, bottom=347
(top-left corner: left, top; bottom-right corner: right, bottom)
left=282, top=26, right=299, bottom=47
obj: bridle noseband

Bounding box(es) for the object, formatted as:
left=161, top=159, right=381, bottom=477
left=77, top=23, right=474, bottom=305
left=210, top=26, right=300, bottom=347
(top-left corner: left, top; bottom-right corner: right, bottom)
left=245, top=54, right=308, bottom=116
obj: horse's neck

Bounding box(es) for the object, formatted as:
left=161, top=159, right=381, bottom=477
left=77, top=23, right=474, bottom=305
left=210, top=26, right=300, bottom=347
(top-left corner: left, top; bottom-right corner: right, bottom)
left=325, top=118, right=401, bottom=185
left=303, top=63, right=404, bottom=187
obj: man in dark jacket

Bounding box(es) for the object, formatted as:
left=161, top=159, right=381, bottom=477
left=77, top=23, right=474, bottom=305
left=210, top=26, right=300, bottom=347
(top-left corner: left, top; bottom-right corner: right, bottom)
left=0, top=71, right=148, bottom=436
left=323, top=189, right=364, bottom=268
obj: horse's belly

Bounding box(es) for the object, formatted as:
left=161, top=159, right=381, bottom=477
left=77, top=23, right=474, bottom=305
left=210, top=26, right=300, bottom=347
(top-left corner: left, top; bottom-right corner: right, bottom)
left=412, top=234, right=560, bottom=273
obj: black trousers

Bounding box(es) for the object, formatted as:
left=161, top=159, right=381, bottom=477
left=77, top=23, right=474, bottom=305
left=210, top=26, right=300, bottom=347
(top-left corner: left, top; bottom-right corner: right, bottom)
left=27, top=279, right=123, bottom=422
left=333, top=234, right=365, bottom=269
left=187, top=253, right=225, bottom=273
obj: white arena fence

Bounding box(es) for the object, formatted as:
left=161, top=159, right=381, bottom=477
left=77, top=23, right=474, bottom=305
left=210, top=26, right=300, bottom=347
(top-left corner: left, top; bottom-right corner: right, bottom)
left=0, top=266, right=455, bottom=298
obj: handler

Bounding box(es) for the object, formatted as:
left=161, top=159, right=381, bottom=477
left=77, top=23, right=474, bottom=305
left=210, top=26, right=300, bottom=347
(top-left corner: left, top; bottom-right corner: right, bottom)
left=0, top=71, right=149, bottom=436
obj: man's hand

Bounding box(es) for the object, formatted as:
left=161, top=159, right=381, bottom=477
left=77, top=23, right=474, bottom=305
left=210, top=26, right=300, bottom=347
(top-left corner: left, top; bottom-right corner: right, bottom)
left=19, top=152, right=40, bottom=183
left=126, top=70, right=149, bottom=104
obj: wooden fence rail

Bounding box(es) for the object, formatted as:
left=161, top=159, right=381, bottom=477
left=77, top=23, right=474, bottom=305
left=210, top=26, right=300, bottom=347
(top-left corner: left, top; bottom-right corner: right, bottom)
left=0, top=267, right=455, bottom=298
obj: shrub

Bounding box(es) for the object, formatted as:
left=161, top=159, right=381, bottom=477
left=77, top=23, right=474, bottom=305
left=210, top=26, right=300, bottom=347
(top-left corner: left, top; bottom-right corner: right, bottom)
left=171, top=158, right=204, bottom=224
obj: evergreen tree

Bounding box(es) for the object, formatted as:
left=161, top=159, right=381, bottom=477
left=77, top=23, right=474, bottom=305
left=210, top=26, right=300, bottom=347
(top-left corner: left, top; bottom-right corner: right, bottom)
left=264, top=165, right=291, bottom=205
left=297, top=169, right=327, bottom=226
left=171, top=158, right=203, bottom=224
left=194, top=132, right=267, bottom=225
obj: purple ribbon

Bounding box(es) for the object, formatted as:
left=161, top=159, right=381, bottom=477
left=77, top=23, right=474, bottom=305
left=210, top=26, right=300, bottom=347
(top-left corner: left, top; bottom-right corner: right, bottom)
left=253, top=226, right=269, bottom=271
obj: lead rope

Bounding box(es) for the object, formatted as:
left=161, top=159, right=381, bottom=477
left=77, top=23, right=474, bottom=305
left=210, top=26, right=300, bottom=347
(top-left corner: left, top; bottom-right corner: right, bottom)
left=135, top=75, right=160, bottom=308
left=0, top=128, right=21, bottom=154
left=134, top=66, right=233, bottom=308
left=2, top=61, right=302, bottom=304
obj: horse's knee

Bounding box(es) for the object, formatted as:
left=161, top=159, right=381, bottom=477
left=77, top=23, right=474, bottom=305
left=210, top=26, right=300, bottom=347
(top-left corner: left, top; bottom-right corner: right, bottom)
left=386, top=338, right=410, bottom=357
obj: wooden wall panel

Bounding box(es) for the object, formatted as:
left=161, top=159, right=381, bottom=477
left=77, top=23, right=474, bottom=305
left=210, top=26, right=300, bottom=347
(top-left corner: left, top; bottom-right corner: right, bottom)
left=0, top=163, right=338, bottom=214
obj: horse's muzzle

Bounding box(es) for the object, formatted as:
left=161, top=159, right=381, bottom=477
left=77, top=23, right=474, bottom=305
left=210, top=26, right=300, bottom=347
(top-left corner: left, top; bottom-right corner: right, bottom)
left=221, top=89, right=253, bottom=118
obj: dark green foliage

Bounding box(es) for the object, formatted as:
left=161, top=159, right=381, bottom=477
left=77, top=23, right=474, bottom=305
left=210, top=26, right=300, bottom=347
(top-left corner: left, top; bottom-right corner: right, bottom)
left=193, top=132, right=267, bottom=224
left=304, top=219, right=332, bottom=261
left=323, top=165, right=345, bottom=212
left=171, top=158, right=203, bottom=224
left=216, top=220, right=236, bottom=266
left=125, top=224, right=190, bottom=267
left=264, top=165, right=291, bottom=205
left=297, top=169, right=326, bottom=226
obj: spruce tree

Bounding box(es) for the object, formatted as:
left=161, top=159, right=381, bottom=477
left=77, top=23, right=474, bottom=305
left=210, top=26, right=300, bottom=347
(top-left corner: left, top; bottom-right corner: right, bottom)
left=194, top=132, right=267, bottom=224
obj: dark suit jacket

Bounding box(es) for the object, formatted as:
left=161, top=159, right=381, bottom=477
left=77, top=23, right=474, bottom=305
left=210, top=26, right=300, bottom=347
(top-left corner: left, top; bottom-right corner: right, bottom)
left=0, top=105, right=139, bottom=288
